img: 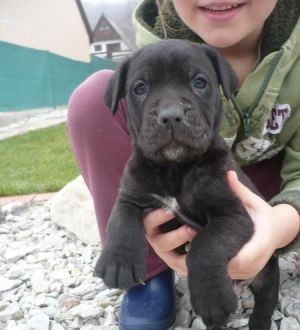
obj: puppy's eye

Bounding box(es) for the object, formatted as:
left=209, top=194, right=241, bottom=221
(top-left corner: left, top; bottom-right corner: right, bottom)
left=193, top=75, right=207, bottom=90
left=133, top=81, right=148, bottom=95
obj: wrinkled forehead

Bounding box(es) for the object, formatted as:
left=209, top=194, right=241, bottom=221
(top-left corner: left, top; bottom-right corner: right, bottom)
left=127, top=42, right=216, bottom=84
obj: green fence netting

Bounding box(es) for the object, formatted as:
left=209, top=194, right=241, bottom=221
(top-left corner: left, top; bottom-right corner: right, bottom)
left=0, top=41, right=116, bottom=112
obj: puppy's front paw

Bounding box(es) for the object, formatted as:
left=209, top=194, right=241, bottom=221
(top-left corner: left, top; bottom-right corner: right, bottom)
left=94, top=247, right=145, bottom=289
left=191, top=280, right=237, bottom=328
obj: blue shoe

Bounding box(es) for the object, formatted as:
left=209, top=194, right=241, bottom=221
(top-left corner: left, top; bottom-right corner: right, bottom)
left=119, top=269, right=176, bottom=330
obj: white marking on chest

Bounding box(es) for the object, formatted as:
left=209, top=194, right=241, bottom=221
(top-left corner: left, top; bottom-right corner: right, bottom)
left=159, top=196, right=180, bottom=212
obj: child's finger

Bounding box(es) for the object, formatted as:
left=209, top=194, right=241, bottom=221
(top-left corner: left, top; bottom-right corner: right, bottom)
left=146, top=225, right=197, bottom=251
left=163, top=252, right=189, bottom=277
left=226, top=170, right=265, bottom=208
left=143, top=208, right=175, bottom=236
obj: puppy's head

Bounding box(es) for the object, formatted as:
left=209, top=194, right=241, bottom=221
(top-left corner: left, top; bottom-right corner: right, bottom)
left=105, top=39, right=237, bottom=163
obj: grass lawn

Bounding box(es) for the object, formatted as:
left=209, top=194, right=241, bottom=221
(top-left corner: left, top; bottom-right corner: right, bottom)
left=0, top=123, right=79, bottom=196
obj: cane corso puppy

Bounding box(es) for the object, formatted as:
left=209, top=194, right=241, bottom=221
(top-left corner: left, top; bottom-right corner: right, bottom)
left=95, top=39, right=279, bottom=330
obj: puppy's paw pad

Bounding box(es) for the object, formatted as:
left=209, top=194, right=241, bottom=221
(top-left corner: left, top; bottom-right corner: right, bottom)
left=94, top=248, right=145, bottom=289
left=192, top=286, right=237, bottom=328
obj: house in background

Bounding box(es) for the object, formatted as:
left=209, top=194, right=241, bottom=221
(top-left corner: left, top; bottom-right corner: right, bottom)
left=91, top=13, right=135, bottom=61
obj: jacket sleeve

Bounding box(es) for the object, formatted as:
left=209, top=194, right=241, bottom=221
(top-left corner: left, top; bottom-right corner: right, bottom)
left=270, top=126, right=300, bottom=210
left=269, top=57, right=300, bottom=254
left=269, top=131, right=300, bottom=253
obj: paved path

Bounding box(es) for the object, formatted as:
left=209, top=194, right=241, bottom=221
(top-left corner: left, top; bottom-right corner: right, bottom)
left=0, top=107, right=67, bottom=140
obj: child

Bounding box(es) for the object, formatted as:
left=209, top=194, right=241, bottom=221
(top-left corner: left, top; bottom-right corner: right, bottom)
left=67, top=1, right=300, bottom=329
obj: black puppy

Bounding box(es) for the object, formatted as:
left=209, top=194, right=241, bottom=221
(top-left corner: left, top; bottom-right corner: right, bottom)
left=95, top=40, right=279, bottom=330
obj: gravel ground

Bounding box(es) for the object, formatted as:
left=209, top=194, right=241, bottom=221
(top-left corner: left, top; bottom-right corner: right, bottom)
left=1, top=200, right=300, bottom=330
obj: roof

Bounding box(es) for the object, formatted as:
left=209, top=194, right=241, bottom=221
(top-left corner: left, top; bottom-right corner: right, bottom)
left=93, top=13, right=136, bottom=50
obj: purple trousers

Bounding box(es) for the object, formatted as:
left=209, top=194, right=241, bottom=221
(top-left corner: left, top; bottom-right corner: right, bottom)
left=67, top=70, right=282, bottom=280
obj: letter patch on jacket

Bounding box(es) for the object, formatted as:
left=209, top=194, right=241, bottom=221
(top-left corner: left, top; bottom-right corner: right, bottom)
left=263, top=104, right=291, bottom=135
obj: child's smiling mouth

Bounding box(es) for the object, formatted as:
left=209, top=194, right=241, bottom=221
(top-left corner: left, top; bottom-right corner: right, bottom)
left=198, top=2, right=246, bottom=21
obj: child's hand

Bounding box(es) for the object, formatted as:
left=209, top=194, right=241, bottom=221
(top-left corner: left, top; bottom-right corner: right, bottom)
left=226, top=170, right=300, bottom=279
left=143, top=209, right=197, bottom=276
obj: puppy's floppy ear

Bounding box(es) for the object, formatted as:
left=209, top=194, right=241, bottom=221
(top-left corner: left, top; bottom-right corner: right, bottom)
left=104, top=58, right=130, bottom=115
left=203, top=45, right=238, bottom=99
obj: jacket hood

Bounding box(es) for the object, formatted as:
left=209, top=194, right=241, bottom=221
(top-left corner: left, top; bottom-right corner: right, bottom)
left=135, top=0, right=300, bottom=58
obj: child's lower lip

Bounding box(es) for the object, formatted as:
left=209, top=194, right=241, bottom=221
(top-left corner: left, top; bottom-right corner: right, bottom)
left=198, top=5, right=243, bottom=22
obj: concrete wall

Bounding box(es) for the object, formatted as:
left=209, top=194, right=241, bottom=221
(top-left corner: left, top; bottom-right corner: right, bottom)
left=0, top=0, right=90, bottom=62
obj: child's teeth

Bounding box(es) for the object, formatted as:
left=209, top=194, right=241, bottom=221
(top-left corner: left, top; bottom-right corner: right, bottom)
left=205, top=4, right=238, bottom=11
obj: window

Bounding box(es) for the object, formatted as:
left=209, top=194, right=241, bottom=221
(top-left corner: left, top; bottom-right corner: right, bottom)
left=106, top=43, right=121, bottom=58
left=107, top=43, right=121, bottom=53
left=99, top=25, right=109, bottom=31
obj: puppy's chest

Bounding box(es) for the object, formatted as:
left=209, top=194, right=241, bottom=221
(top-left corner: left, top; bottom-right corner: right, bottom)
left=155, top=165, right=216, bottom=228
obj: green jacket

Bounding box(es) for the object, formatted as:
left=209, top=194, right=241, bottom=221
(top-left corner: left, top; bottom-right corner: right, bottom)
left=133, top=0, right=300, bottom=253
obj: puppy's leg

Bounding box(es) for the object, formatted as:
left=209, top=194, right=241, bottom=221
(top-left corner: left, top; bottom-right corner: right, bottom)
left=186, top=213, right=253, bottom=328
left=94, top=200, right=146, bottom=289
left=249, top=256, right=279, bottom=330
left=187, top=230, right=237, bottom=328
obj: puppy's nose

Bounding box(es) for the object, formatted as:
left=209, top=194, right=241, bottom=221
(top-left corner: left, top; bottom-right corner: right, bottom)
left=158, top=107, right=184, bottom=128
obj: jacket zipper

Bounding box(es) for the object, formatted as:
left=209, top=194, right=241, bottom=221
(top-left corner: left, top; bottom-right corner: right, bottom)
left=229, top=49, right=284, bottom=137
